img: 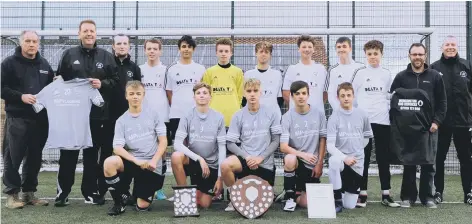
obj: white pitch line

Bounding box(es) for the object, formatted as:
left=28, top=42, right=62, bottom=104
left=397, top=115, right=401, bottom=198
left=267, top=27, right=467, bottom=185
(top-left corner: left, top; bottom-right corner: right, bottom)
left=0, top=197, right=465, bottom=204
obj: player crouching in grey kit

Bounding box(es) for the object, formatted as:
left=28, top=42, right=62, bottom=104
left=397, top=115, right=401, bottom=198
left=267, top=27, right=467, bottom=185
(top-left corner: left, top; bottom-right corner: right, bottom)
left=103, top=81, right=168, bottom=216
left=281, top=81, right=327, bottom=212
left=221, top=78, right=282, bottom=212
left=171, top=82, right=226, bottom=208
left=327, top=82, right=373, bottom=213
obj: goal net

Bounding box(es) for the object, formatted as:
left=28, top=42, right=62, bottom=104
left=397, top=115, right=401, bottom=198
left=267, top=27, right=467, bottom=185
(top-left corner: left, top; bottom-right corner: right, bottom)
left=2, top=28, right=453, bottom=175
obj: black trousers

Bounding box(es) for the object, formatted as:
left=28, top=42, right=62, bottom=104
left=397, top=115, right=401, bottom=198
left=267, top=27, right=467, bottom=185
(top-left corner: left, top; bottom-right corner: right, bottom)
left=435, top=126, right=472, bottom=197
left=400, top=164, right=435, bottom=203
left=56, top=119, right=111, bottom=199
left=167, top=118, right=180, bottom=146
left=2, top=116, right=48, bottom=194
left=361, top=123, right=392, bottom=191
left=96, top=120, right=116, bottom=196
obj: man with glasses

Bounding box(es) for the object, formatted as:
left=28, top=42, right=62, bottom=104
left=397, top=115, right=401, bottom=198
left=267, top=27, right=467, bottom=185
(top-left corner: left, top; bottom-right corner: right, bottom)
left=390, top=43, right=446, bottom=209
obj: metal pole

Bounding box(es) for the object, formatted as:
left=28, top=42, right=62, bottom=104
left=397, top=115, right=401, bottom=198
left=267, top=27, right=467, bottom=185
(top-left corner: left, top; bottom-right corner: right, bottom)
left=135, top=1, right=139, bottom=62
left=326, top=1, right=330, bottom=68
left=112, top=1, right=116, bottom=30
left=351, top=1, right=355, bottom=60
left=467, top=1, right=472, bottom=60
left=41, top=1, right=45, bottom=57
left=230, top=1, right=235, bottom=64
left=425, top=1, right=431, bottom=64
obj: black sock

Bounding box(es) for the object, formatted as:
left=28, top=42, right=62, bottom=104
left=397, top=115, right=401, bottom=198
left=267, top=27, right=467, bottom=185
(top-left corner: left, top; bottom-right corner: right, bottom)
left=105, top=174, right=123, bottom=204
left=334, top=189, right=342, bottom=200
left=284, top=170, right=296, bottom=200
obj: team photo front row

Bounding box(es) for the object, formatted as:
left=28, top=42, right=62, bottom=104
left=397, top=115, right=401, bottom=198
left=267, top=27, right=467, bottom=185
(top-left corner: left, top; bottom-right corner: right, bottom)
left=2, top=20, right=472, bottom=218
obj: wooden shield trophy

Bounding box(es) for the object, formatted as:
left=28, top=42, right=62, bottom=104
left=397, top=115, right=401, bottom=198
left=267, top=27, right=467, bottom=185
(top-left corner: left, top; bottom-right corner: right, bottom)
left=230, top=175, right=273, bottom=219
left=172, top=185, right=200, bottom=217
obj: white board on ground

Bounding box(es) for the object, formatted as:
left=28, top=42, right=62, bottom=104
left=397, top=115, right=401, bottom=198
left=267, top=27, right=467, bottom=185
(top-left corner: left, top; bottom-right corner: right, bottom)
left=306, top=183, right=336, bottom=219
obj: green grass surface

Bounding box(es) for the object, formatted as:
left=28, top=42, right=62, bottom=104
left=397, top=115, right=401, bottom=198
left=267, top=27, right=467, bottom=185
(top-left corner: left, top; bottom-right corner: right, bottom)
left=1, top=172, right=470, bottom=224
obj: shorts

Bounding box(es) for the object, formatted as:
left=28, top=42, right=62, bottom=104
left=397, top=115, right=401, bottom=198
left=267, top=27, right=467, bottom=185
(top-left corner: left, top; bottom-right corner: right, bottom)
left=183, top=159, right=218, bottom=196
left=121, top=159, right=166, bottom=202
left=341, top=164, right=362, bottom=194
left=295, top=158, right=320, bottom=192
left=236, top=156, right=275, bottom=186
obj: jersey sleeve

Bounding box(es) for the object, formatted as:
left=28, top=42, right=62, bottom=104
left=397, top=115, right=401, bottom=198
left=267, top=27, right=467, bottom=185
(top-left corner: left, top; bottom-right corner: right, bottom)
left=277, top=70, right=283, bottom=97
left=175, top=115, right=189, bottom=141
left=113, top=118, right=126, bottom=148
left=154, top=113, right=167, bottom=137
left=282, top=66, right=294, bottom=91
left=216, top=114, right=226, bottom=144
left=201, top=69, right=211, bottom=85
left=165, top=67, right=173, bottom=91
left=226, top=113, right=241, bottom=143
left=89, top=87, right=105, bottom=107
left=280, top=114, right=290, bottom=144
left=319, top=112, right=327, bottom=138
left=32, top=83, right=51, bottom=113
left=270, top=108, right=282, bottom=135
left=363, top=112, right=374, bottom=138
left=326, top=113, right=346, bottom=160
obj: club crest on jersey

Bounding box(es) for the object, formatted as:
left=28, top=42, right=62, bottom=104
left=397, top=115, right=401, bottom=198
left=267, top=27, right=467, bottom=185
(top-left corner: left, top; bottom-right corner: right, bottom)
left=418, top=100, right=424, bottom=107
left=460, top=71, right=467, bottom=78
left=296, top=73, right=300, bottom=76
left=127, top=71, right=133, bottom=77
left=366, top=78, right=371, bottom=82
left=96, top=62, right=103, bottom=69
left=313, top=72, right=317, bottom=76
left=337, top=74, right=342, bottom=79
left=64, top=88, right=72, bottom=96
left=176, top=73, right=180, bottom=76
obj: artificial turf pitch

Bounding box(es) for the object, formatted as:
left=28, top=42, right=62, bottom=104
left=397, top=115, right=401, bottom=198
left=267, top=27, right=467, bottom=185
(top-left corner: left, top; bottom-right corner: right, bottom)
left=1, top=172, right=470, bottom=224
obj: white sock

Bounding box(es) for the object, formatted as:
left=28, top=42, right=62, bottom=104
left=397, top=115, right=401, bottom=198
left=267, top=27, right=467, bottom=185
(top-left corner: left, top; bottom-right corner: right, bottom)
left=360, top=190, right=368, bottom=196
left=382, top=190, right=390, bottom=195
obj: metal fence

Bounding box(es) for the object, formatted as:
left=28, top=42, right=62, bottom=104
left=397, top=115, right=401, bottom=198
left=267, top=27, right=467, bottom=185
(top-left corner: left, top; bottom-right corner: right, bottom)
left=1, top=1, right=470, bottom=174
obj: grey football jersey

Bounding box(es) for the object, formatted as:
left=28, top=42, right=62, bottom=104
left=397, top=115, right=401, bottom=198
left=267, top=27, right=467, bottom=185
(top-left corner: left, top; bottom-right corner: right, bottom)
left=33, top=78, right=104, bottom=150
left=226, top=104, right=282, bottom=169
left=281, top=107, right=327, bottom=169
left=327, top=108, right=373, bottom=174
left=113, top=108, right=167, bottom=175
left=175, top=108, right=226, bottom=169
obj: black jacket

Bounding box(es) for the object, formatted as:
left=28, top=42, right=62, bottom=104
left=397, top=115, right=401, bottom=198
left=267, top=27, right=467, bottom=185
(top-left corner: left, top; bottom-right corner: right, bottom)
left=390, top=88, right=437, bottom=165
left=1, top=46, right=54, bottom=119
left=390, top=63, right=447, bottom=126
left=431, top=54, right=472, bottom=128
left=56, top=42, right=119, bottom=120
left=110, top=54, right=141, bottom=120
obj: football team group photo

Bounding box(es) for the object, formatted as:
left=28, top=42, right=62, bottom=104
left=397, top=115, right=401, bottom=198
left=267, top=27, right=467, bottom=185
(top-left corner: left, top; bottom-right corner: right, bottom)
left=1, top=2, right=472, bottom=223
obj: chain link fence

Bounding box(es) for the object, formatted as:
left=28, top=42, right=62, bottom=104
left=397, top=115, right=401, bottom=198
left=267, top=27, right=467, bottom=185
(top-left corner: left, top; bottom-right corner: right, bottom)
left=1, top=1, right=468, bottom=174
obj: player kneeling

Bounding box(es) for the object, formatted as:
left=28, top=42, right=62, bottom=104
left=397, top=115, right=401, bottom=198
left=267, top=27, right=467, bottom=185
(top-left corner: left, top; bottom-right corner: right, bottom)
left=171, top=83, right=226, bottom=208
left=103, top=81, right=168, bottom=216
left=280, top=81, right=327, bottom=211
left=221, top=78, right=282, bottom=211
left=327, top=82, right=373, bottom=213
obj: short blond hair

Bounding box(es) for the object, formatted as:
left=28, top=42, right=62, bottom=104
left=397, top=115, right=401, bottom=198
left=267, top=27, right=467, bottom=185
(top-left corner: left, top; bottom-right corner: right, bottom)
left=193, top=82, right=212, bottom=95
left=244, top=78, right=261, bottom=90
left=125, top=80, right=145, bottom=93
left=215, top=38, right=233, bottom=51
left=255, top=41, right=273, bottom=54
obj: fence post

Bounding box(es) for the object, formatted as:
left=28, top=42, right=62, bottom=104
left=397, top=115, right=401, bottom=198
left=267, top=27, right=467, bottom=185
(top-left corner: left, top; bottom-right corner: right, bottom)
left=351, top=1, right=355, bottom=60
left=425, top=1, right=431, bottom=64
left=112, top=1, right=116, bottom=30
left=41, top=1, right=45, bottom=56
left=326, top=1, right=330, bottom=68
left=231, top=1, right=235, bottom=64
left=135, top=1, right=139, bottom=62
left=467, top=1, right=472, bottom=60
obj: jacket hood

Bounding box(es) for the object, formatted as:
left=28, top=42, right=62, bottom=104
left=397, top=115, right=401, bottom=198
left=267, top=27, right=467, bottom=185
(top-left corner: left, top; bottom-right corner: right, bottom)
left=14, top=46, right=41, bottom=64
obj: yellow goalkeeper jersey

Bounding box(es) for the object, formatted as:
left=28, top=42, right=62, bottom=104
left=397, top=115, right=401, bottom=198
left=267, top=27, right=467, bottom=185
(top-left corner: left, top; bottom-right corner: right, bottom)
left=201, top=64, right=244, bottom=127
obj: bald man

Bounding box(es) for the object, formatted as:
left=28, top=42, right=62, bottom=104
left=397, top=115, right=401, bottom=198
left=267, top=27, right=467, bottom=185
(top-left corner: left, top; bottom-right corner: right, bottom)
left=431, top=36, right=472, bottom=206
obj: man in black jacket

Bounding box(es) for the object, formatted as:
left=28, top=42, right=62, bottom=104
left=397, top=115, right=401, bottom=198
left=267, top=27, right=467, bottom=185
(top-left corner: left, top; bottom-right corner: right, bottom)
left=54, top=19, right=119, bottom=206
left=1, top=30, right=53, bottom=209
left=390, top=43, right=447, bottom=208
left=431, top=36, right=472, bottom=205
left=98, top=34, right=141, bottom=201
